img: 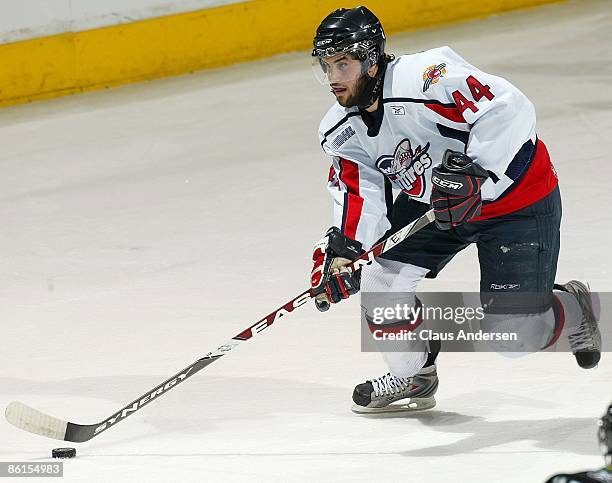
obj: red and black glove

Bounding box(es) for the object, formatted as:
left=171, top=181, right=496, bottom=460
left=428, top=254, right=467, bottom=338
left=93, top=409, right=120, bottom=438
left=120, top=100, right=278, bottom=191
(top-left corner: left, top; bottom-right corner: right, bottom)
left=431, top=150, right=490, bottom=230
left=310, top=227, right=364, bottom=312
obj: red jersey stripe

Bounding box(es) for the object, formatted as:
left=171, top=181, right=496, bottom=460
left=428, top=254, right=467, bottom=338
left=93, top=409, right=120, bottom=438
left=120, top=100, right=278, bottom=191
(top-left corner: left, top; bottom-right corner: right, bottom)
left=542, top=295, right=565, bottom=350
left=474, top=139, right=558, bottom=220
left=425, top=102, right=467, bottom=124
left=339, top=158, right=364, bottom=240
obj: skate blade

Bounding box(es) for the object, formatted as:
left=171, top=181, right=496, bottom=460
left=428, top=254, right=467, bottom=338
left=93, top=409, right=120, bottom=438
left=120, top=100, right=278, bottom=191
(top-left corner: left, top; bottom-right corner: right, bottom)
left=351, top=397, right=436, bottom=414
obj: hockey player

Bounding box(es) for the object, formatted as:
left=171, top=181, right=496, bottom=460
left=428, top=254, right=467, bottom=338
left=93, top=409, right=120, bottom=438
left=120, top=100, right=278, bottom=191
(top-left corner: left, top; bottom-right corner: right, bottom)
left=309, top=6, right=602, bottom=412
left=545, top=402, right=612, bottom=482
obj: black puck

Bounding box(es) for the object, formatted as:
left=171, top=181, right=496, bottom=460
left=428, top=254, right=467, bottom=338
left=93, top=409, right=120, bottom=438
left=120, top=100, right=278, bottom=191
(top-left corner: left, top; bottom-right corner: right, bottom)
left=52, top=447, right=76, bottom=459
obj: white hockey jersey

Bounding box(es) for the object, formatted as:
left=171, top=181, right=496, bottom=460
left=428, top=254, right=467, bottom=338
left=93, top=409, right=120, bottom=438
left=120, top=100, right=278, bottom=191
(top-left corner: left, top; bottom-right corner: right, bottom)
left=319, top=46, right=558, bottom=249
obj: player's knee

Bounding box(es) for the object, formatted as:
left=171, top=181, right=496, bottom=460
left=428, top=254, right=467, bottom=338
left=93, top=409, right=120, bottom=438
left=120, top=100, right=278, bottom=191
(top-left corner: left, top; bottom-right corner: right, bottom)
left=362, top=294, right=426, bottom=356
left=360, top=258, right=428, bottom=293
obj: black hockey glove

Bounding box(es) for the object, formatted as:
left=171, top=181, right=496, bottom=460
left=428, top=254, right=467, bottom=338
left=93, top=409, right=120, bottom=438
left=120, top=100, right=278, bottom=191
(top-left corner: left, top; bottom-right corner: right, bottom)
left=430, top=150, right=489, bottom=230
left=310, top=227, right=364, bottom=312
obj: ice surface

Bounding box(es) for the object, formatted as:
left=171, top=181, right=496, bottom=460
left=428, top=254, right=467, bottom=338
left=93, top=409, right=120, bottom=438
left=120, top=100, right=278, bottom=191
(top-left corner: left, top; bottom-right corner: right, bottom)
left=0, top=1, right=610, bottom=481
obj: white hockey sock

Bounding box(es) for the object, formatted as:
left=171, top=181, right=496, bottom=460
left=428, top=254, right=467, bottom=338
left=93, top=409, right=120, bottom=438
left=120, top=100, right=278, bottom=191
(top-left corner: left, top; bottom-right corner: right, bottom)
left=554, top=291, right=582, bottom=336
left=361, top=258, right=430, bottom=379
left=382, top=350, right=428, bottom=380
left=481, top=310, right=557, bottom=355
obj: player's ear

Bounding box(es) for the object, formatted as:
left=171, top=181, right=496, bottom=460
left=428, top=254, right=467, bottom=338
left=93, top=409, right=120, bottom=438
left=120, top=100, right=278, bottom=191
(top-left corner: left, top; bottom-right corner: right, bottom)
left=367, top=63, right=378, bottom=78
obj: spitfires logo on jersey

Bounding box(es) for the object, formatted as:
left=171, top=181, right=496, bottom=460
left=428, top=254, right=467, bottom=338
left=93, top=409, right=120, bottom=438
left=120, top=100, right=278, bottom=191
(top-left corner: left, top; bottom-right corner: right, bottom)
left=422, top=63, right=446, bottom=92
left=376, top=139, right=432, bottom=198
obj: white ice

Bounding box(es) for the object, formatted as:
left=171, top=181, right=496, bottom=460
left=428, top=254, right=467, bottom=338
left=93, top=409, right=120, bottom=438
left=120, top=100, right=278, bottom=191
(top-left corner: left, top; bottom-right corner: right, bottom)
left=0, top=1, right=611, bottom=481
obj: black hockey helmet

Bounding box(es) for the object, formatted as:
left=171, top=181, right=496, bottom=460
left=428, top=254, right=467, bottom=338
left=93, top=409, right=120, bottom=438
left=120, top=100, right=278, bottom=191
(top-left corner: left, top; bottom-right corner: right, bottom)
left=312, top=6, right=386, bottom=66
left=599, top=402, right=612, bottom=466
left=312, top=6, right=389, bottom=108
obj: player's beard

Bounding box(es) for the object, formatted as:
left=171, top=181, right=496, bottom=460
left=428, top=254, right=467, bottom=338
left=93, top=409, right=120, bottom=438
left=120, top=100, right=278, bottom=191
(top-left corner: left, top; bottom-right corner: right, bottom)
left=335, top=74, right=369, bottom=108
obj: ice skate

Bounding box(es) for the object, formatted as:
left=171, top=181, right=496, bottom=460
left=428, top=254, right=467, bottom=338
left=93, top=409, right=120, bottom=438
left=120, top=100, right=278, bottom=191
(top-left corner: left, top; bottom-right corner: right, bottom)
left=555, top=281, right=601, bottom=369
left=351, top=364, right=438, bottom=414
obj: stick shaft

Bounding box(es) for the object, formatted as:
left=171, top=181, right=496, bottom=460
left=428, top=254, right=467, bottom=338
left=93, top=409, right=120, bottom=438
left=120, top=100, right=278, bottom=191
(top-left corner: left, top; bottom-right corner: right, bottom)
left=6, top=209, right=435, bottom=442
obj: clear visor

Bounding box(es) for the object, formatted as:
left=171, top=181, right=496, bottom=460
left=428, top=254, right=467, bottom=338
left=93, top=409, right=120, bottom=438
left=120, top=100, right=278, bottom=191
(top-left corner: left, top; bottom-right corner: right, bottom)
left=311, top=51, right=372, bottom=85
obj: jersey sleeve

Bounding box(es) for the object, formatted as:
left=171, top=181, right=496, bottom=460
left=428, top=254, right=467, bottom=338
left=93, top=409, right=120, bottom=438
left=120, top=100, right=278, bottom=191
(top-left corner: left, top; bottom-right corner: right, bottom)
left=324, top=151, right=392, bottom=251
left=423, top=47, right=537, bottom=200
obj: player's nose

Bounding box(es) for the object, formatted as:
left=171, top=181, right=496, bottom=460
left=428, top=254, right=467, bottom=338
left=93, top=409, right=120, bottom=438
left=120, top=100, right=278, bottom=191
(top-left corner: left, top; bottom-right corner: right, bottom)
left=327, top=66, right=342, bottom=83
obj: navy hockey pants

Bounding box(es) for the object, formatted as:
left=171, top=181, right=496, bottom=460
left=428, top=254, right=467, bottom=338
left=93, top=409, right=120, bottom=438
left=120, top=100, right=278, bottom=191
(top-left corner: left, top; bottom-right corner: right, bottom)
left=380, top=186, right=562, bottom=313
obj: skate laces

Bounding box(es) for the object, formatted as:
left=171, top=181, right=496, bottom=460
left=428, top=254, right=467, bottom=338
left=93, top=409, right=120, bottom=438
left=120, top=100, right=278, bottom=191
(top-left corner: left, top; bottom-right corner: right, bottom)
left=566, top=282, right=601, bottom=352
left=370, top=373, right=410, bottom=397
left=569, top=323, right=599, bottom=351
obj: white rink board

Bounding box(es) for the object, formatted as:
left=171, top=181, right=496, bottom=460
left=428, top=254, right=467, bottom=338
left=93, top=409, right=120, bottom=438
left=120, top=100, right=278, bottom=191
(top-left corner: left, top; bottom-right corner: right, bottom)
left=0, top=0, right=243, bottom=44
left=0, top=1, right=610, bottom=482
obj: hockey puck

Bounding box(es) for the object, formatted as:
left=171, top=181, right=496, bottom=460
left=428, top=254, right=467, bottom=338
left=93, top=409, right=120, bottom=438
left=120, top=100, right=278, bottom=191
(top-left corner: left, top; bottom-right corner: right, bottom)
left=52, top=448, right=76, bottom=459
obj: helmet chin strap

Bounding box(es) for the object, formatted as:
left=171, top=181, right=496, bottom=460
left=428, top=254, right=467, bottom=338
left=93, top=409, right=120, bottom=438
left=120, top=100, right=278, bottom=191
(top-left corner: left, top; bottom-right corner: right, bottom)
left=351, top=57, right=386, bottom=109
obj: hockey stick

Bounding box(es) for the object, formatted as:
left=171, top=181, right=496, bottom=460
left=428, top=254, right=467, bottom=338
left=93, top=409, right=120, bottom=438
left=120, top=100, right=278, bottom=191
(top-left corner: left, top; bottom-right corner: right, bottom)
left=6, top=209, right=435, bottom=442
